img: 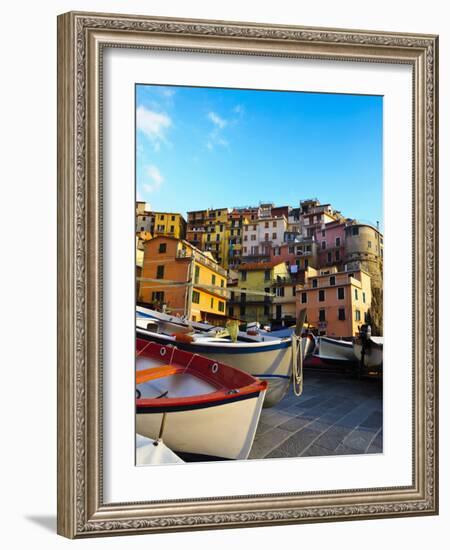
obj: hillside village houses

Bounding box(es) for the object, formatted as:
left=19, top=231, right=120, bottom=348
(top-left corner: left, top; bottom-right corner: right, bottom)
left=136, top=199, right=383, bottom=336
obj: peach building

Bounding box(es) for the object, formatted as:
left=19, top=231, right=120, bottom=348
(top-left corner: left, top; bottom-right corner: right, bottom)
left=139, top=236, right=227, bottom=323
left=296, top=266, right=372, bottom=338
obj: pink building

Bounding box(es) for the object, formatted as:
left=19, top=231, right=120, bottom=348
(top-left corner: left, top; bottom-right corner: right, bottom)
left=315, top=221, right=347, bottom=268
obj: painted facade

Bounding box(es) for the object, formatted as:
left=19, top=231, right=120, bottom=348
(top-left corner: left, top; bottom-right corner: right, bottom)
left=153, top=212, right=187, bottom=240
left=139, top=236, right=227, bottom=323
left=315, top=221, right=347, bottom=268
left=296, top=266, right=372, bottom=338
left=231, top=261, right=289, bottom=324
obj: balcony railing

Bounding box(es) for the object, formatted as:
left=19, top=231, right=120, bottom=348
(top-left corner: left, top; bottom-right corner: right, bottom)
left=176, top=249, right=227, bottom=276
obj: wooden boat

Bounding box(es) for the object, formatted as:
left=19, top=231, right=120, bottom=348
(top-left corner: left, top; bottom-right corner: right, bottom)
left=353, top=336, right=383, bottom=370
left=313, top=336, right=358, bottom=364
left=136, top=338, right=267, bottom=460
left=136, top=318, right=308, bottom=407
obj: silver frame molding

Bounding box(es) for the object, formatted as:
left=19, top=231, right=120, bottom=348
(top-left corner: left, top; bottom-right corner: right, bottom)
left=57, top=11, right=439, bottom=538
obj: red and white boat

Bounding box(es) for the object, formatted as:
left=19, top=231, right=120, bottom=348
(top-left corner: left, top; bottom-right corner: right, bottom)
left=136, top=338, right=267, bottom=460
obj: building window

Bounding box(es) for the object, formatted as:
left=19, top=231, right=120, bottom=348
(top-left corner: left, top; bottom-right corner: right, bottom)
left=319, top=289, right=325, bottom=302
left=335, top=250, right=340, bottom=261
left=292, top=286, right=296, bottom=296
left=160, top=215, right=165, bottom=220
left=244, top=225, right=248, bottom=231
left=194, top=265, right=200, bottom=284
left=265, top=233, right=269, bottom=241
left=264, top=304, right=270, bottom=316
left=301, top=292, right=307, bottom=304
left=141, top=226, right=145, bottom=231
left=240, top=305, right=246, bottom=316
left=229, top=306, right=234, bottom=317
left=170, top=225, right=175, bottom=233
left=338, top=308, right=345, bottom=320
left=319, top=309, right=326, bottom=322
left=218, top=301, right=225, bottom=312
left=312, top=279, right=318, bottom=288
left=355, top=309, right=361, bottom=321
left=192, top=291, right=200, bottom=304
left=273, top=221, right=277, bottom=227
left=151, top=291, right=165, bottom=302
left=276, top=287, right=285, bottom=297
left=171, top=215, right=176, bottom=221
left=156, top=265, right=164, bottom=279
left=362, top=291, right=366, bottom=303
left=289, top=246, right=294, bottom=254
left=321, top=241, right=326, bottom=250
left=354, top=288, right=359, bottom=300
left=327, top=252, right=332, bottom=263
left=368, top=240, right=372, bottom=248
left=264, top=270, right=271, bottom=281
left=244, top=235, right=248, bottom=241
left=241, top=271, right=247, bottom=281
left=212, top=274, right=216, bottom=286
left=305, top=259, right=309, bottom=269
left=352, top=226, right=359, bottom=236
left=251, top=234, right=256, bottom=241
left=338, top=287, right=345, bottom=300
left=330, top=276, right=336, bottom=286
left=158, top=243, right=167, bottom=253
left=210, top=298, right=214, bottom=309
left=220, top=279, right=224, bottom=288
left=216, top=234, right=220, bottom=241
left=336, top=237, right=341, bottom=247
left=322, top=229, right=325, bottom=237
left=264, top=221, right=269, bottom=228
left=272, top=232, right=277, bottom=240
left=253, top=224, right=257, bottom=230
left=207, top=234, right=211, bottom=242
left=243, top=246, right=247, bottom=253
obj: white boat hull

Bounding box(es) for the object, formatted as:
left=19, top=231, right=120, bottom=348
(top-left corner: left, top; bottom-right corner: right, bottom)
left=353, top=340, right=383, bottom=369
left=136, top=390, right=266, bottom=459
left=315, top=337, right=357, bottom=364
left=195, top=346, right=292, bottom=407
left=137, top=327, right=294, bottom=407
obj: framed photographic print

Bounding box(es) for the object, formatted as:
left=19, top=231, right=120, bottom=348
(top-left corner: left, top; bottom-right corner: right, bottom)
left=57, top=11, right=439, bottom=538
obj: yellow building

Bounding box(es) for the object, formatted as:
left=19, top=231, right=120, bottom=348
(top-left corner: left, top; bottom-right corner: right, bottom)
left=230, top=261, right=289, bottom=324
left=139, top=236, right=227, bottom=324
left=153, top=212, right=186, bottom=239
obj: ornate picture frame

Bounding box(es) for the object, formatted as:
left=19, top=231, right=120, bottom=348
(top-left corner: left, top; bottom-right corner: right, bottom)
left=57, top=11, right=438, bottom=538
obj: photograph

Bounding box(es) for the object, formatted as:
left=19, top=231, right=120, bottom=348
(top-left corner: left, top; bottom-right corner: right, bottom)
left=134, top=84, right=384, bottom=464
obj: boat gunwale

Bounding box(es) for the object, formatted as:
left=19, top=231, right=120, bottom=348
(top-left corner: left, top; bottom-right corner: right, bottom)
left=136, top=339, right=267, bottom=411
left=136, top=327, right=292, bottom=352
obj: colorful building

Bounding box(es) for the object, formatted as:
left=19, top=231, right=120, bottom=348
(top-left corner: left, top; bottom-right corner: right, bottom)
left=242, top=215, right=288, bottom=262
left=344, top=222, right=383, bottom=289
left=139, top=236, right=227, bottom=323
left=136, top=201, right=154, bottom=234
left=315, top=220, right=347, bottom=269
left=296, top=266, right=372, bottom=338
left=231, top=261, right=289, bottom=325
left=153, top=211, right=186, bottom=240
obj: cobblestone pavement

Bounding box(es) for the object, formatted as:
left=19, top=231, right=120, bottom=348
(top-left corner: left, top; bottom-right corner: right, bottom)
left=249, top=368, right=383, bottom=460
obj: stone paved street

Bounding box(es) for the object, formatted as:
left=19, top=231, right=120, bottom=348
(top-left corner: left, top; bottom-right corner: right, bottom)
left=249, top=368, right=383, bottom=459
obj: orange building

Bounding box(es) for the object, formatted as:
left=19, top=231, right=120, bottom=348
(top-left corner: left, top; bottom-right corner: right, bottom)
left=139, top=236, right=227, bottom=323
left=296, top=266, right=372, bottom=338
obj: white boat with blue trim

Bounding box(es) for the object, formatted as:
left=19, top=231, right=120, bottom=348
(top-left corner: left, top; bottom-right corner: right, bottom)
left=136, top=312, right=313, bottom=408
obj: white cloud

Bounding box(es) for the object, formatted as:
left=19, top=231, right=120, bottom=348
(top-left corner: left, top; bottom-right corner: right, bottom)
left=161, top=88, right=176, bottom=98
left=136, top=106, right=172, bottom=150
left=233, top=104, right=244, bottom=114
left=142, top=165, right=164, bottom=193
left=208, top=111, right=227, bottom=129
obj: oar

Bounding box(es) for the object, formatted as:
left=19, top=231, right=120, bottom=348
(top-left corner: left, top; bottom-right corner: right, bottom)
left=293, top=308, right=307, bottom=397
left=295, top=308, right=307, bottom=337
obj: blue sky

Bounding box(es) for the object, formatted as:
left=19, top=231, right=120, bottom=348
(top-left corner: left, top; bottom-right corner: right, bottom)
left=136, top=84, right=383, bottom=227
